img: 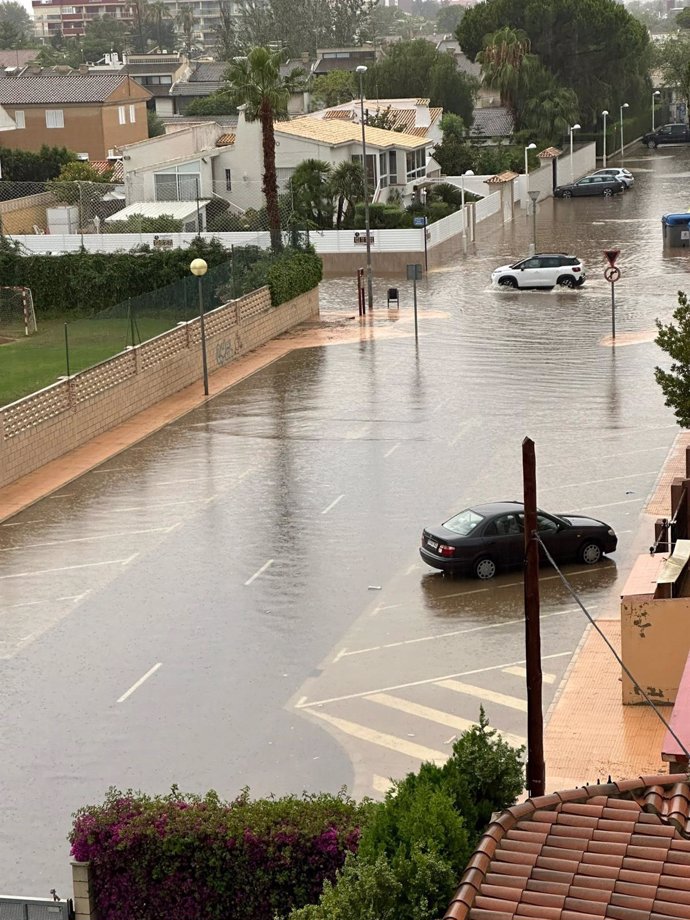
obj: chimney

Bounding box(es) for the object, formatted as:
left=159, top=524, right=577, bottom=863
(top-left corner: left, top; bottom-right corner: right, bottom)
left=79, top=63, right=88, bottom=74
left=414, top=99, right=431, bottom=129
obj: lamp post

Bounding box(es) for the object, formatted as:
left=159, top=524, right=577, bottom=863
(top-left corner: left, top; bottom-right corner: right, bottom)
left=528, top=190, right=540, bottom=256
left=190, top=257, right=209, bottom=396
left=460, top=169, right=474, bottom=254
left=601, top=110, right=609, bottom=167
left=569, top=123, right=581, bottom=182
left=619, top=102, right=629, bottom=164
left=356, top=64, right=373, bottom=312
left=652, top=90, right=661, bottom=131
left=524, top=142, right=536, bottom=207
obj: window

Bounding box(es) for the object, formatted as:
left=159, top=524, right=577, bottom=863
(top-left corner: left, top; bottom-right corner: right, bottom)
left=537, top=514, right=560, bottom=534
left=129, top=104, right=136, bottom=123
left=389, top=150, right=396, bottom=182
left=154, top=162, right=201, bottom=201
left=351, top=153, right=375, bottom=186
left=225, top=168, right=232, bottom=191
left=378, top=151, right=388, bottom=188
left=45, top=109, right=64, bottom=128
left=405, top=148, right=426, bottom=181
left=118, top=105, right=126, bottom=125
left=14, top=110, right=25, bottom=129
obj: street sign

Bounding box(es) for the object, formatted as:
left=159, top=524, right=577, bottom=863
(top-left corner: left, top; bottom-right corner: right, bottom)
left=406, top=263, right=423, bottom=280
left=413, top=216, right=427, bottom=227
left=604, top=266, right=621, bottom=283
left=603, top=249, right=620, bottom=267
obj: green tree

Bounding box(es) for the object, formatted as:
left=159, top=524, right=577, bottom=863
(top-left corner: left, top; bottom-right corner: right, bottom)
left=146, top=0, right=171, bottom=48
left=457, top=0, right=651, bottom=124
left=655, top=292, right=690, bottom=428
left=212, top=0, right=240, bottom=60
left=365, top=39, right=477, bottom=123
left=288, top=158, right=333, bottom=229
left=436, top=3, right=464, bottom=34
left=477, top=26, right=531, bottom=118
left=0, top=1, right=33, bottom=46
left=176, top=5, right=196, bottom=51
left=329, top=160, right=363, bottom=229
left=228, top=46, right=305, bottom=250
left=147, top=108, right=166, bottom=137
left=655, top=34, right=690, bottom=112
left=129, top=0, right=149, bottom=52
left=81, top=17, right=129, bottom=59
left=311, top=71, right=355, bottom=109
left=185, top=90, right=237, bottom=115
left=677, top=7, right=690, bottom=29
left=521, top=83, right=579, bottom=144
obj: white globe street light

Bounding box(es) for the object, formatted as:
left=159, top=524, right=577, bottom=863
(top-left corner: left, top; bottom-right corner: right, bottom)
left=569, top=124, right=581, bottom=182
left=355, top=64, right=373, bottom=312
left=460, top=168, right=474, bottom=254
left=652, top=90, right=661, bottom=132
left=601, top=110, right=609, bottom=167
left=190, top=257, right=209, bottom=396
left=620, top=102, right=629, bottom=164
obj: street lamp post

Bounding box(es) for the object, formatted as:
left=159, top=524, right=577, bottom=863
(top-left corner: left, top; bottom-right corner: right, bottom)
left=619, top=102, right=629, bottom=164
left=601, top=110, right=609, bottom=167
left=524, top=142, right=536, bottom=207
left=652, top=90, right=661, bottom=132
left=190, top=257, right=209, bottom=396
left=460, top=168, right=474, bottom=254
left=356, top=64, right=373, bottom=312
left=569, top=123, right=581, bottom=182
left=528, top=190, right=540, bottom=256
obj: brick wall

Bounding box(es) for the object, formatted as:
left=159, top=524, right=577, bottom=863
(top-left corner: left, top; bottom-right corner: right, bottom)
left=0, top=285, right=319, bottom=489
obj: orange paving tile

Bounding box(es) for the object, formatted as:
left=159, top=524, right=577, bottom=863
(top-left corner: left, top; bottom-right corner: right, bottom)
left=544, top=619, right=668, bottom=790
left=646, top=431, right=690, bottom=517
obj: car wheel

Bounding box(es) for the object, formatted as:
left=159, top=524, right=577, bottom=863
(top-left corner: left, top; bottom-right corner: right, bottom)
left=474, top=556, right=497, bottom=580
left=603, top=188, right=613, bottom=197
left=498, top=277, right=518, bottom=289
left=562, top=190, right=573, bottom=199
left=647, top=140, right=657, bottom=149
left=557, top=276, right=577, bottom=288
left=579, top=541, right=602, bottom=565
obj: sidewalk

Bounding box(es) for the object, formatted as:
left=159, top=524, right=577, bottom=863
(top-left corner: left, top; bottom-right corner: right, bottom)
left=0, top=303, right=684, bottom=790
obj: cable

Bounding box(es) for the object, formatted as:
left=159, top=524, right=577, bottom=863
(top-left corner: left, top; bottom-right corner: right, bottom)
left=533, top=531, right=690, bottom=762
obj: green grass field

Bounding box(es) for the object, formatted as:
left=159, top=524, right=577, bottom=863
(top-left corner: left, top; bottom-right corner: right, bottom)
left=0, top=317, right=176, bottom=408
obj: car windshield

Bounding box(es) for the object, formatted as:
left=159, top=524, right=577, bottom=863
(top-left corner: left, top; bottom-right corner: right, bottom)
left=509, top=259, right=525, bottom=269
left=443, top=509, right=485, bottom=535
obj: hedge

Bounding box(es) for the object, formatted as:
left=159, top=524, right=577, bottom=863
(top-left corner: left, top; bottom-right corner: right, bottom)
left=217, top=247, right=323, bottom=308
left=69, top=787, right=366, bottom=920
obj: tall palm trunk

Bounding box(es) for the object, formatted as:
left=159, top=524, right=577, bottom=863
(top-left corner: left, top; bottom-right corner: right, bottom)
left=259, top=97, right=282, bottom=251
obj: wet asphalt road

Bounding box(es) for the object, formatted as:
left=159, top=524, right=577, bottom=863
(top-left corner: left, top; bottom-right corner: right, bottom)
left=2, top=146, right=690, bottom=893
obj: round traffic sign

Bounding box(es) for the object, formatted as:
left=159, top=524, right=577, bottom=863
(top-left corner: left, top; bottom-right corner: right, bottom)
left=604, top=266, right=621, bottom=283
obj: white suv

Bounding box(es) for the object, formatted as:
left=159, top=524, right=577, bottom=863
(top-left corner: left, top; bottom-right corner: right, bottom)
left=491, top=253, right=586, bottom=289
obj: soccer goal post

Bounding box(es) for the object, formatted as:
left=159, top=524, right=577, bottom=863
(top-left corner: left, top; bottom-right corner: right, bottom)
left=0, top=286, right=37, bottom=337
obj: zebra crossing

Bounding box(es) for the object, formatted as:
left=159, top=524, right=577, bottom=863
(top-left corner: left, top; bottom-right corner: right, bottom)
left=295, top=658, right=565, bottom=796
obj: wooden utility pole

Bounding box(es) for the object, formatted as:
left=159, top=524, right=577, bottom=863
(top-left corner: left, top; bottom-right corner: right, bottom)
left=522, top=437, right=545, bottom=797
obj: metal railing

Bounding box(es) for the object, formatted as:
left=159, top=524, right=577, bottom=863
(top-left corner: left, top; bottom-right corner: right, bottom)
left=0, top=894, right=73, bottom=919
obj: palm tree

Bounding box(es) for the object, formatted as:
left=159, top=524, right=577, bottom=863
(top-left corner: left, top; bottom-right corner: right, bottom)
left=147, top=0, right=169, bottom=49
left=477, top=27, right=532, bottom=118
left=329, top=160, right=364, bottom=229
left=176, top=4, right=195, bottom=52
left=289, top=159, right=333, bottom=229
left=522, top=86, right=580, bottom=145
left=227, top=47, right=305, bottom=251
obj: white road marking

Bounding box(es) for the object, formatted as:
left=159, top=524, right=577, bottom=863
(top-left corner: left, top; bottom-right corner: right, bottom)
left=0, top=525, right=174, bottom=551
left=384, top=443, right=400, bottom=458
left=345, top=424, right=370, bottom=440
left=503, top=665, right=556, bottom=684
left=450, top=420, right=474, bottom=447
left=540, top=470, right=660, bottom=490
left=405, top=563, right=419, bottom=575
left=305, top=709, right=447, bottom=764
left=339, top=607, right=578, bottom=659
left=540, top=445, right=669, bottom=468
left=0, top=557, right=134, bottom=579
left=295, top=651, right=572, bottom=710
left=117, top=662, right=162, bottom=703
left=44, top=493, right=75, bottom=499
left=0, top=520, right=43, bottom=527
left=153, top=474, right=241, bottom=486
left=437, top=679, right=527, bottom=712
left=102, top=499, right=212, bottom=512
left=373, top=774, right=395, bottom=795
left=574, top=498, right=644, bottom=511
left=370, top=603, right=402, bottom=617
left=332, top=648, right=348, bottom=664
left=90, top=467, right=137, bottom=474
left=321, top=494, right=344, bottom=515
left=122, top=553, right=139, bottom=566
left=245, top=559, right=274, bottom=586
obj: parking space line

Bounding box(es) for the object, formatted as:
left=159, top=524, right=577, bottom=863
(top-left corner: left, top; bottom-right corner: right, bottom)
left=245, top=559, right=274, bottom=586
left=436, top=679, right=527, bottom=712
left=1, top=520, right=44, bottom=527
left=295, top=651, right=572, bottom=710
left=305, top=709, right=447, bottom=764
left=101, top=499, right=215, bottom=512
left=0, top=557, right=135, bottom=579
left=503, top=665, right=556, bottom=684
left=117, top=662, right=162, bottom=703
left=574, top=498, right=645, bottom=511
left=539, top=445, right=669, bottom=469
left=89, top=468, right=137, bottom=474
left=384, top=443, right=400, bottom=458
left=540, top=470, right=659, bottom=490
left=322, top=494, right=344, bottom=515
left=0, top=525, right=174, bottom=551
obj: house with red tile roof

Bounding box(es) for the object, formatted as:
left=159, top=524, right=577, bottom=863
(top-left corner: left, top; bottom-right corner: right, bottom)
left=444, top=775, right=690, bottom=920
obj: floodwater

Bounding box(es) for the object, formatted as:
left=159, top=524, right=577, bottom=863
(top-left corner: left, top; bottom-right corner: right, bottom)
left=1, top=145, right=688, bottom=894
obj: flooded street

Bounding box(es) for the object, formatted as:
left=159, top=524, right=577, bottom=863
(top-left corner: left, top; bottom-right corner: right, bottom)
left=2, top=145, right=689, bottom=893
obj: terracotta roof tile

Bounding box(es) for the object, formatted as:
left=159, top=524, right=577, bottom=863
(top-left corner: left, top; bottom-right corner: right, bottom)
left=607, top=906, right=654, bottom=920
left=563, top=896, right=607, bottom=914
left=514, top=903, right=563, bottom=920
left=653, top=899, right=690, bottom=918
left=491, top=860, right=533, bottom=878
left=531, top=868, right=576, bottom=884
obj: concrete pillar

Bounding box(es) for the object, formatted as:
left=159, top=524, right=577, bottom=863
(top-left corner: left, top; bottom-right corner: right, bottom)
left=72, top=860, right=97, bottom=920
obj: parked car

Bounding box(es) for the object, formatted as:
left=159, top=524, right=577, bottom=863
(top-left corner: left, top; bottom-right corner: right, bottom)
left=642, top=123, right=690, bottom=148
left=554, top=175, right=625, bottom=198
left=420, top=501, right=617, bottom=580
left=491, top=253, right=585, bottom=289
left=592, top=167, right=634, bottom=188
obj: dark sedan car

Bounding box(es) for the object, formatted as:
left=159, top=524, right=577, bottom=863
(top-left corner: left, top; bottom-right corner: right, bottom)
left=420, top=501, right=617, bottom=580
left=554, top=175, right=625, bottom=198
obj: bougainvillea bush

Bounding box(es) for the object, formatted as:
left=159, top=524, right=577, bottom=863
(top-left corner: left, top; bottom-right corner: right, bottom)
left=69, top=786, right=367, bottom=920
